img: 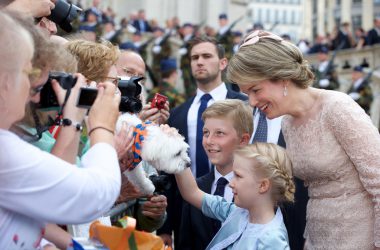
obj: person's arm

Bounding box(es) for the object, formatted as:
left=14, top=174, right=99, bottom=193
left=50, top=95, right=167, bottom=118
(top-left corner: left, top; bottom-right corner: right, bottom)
left=175, top=168, right=204, bottom=209
left=49, top=75, right=87, bottom=164
left=44, top=224, right=72, bottom=250
left=326, top=94, right=380, bottom=248
left=0, top=82, right=121, bottom=224
left=5, top=0, right=55, bottom=17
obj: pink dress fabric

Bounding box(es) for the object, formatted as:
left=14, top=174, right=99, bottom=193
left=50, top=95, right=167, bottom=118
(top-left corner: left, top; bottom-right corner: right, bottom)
left=282, top=90, right=380, bottom=250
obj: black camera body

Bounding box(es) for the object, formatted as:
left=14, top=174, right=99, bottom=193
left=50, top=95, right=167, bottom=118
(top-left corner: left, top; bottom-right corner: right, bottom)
left=149, top=175, right=171, bottom=194
left=47, top=0, right=82, bottom=33
left=118, top=76, right=143, bottom=113
left=76, top=76, right=143, bottom=113
left=39, top=72, right=77, bottom=109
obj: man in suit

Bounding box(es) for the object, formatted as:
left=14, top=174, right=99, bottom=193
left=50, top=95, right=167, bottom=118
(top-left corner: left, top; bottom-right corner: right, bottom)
left=367, top=17, right=380, bottom=46
left=250, top=108, right=308, bottom=250
left=157, top=36, right=247, bottom=249
left=132, top=9, right=152, bottom=33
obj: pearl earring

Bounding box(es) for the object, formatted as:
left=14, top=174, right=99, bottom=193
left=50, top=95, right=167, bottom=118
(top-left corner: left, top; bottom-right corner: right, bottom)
left=283, top=86, right=288, bottom=96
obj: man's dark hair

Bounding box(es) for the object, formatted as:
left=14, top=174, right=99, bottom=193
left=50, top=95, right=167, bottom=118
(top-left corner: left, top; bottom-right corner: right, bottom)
left=188, top=36, right=225, bottom=59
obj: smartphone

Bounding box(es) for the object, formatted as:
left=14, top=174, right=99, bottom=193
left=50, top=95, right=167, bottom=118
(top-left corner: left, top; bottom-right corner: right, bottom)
left=76, top=87, right=98, bottom=109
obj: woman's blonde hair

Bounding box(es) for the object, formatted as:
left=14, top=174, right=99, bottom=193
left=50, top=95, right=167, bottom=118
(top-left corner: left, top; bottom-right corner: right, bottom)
left=227, top=32, right=314, bottom=89
left=202, top=99, right=253, bottom=137
left=66, top=39, right=119, bottom=82
left=235, top=143, right=295, bottom=203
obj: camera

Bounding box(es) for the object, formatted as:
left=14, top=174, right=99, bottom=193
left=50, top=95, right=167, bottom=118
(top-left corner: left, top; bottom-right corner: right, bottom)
left=39, top=72, right=77, bottom=109
left=150, top=93, right=168, bottom=110
left=149, top=175, right=171, bottom=194
left=76, top=76, right=143, bottom=113
left=118, top=76, right=143, bottom=113
left=47, top=0, right=82, bottom=33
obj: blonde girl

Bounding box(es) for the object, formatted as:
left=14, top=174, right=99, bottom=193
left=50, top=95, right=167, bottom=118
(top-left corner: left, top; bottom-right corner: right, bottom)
left=175, top=142, right=295, bottom=250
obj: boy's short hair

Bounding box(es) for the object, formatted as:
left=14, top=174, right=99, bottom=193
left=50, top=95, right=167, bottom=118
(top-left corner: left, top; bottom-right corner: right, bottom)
left=202, top=99, right=253, bottom=136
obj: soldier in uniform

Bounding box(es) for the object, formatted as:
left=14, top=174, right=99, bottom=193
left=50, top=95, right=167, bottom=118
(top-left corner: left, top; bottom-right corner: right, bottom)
left=148, top=58, right=185, bottom=109
left=347, top=66, right=373, bottom=114
left=179, top=23, right=197, bottom=98
left=312, top=46, right=340, bottom=90
left=216, top=13, right=234, bottom=60
left=151, top=27, right=172, bottom=85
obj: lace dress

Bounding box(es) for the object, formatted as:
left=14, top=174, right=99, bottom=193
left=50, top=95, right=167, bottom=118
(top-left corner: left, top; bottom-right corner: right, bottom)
left=282, top=90, right=380, bottom=250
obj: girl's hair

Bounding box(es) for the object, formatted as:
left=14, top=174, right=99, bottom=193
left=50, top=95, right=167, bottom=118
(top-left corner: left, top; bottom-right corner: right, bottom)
left=66, top=39, right=119, bottom=82
left=235, top=143, right=295, bottom=203
left=202, top=99, right=253, bottom=137
left=227, top=31, right=314, bottom=89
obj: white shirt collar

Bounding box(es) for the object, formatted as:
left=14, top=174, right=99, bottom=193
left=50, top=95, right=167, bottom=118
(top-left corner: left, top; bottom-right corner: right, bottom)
left=214, top=168, right=234, bottom=183
left=194, top=83, right=228, bottom=104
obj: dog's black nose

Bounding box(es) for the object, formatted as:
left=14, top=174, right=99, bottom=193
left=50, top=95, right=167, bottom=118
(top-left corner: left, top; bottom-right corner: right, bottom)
left=186, top=162, right=191, bottom=168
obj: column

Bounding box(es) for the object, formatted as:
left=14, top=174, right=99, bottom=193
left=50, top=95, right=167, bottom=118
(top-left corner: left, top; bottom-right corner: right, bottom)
left=302, top=0, right=313, bottom=41
left=362, top=0, right=374, bottom=31
left=317, top=0, right=326, bottom=36
left=340, top=0, right=352, bottom=23
left=326, top=0, right=337, bottom=33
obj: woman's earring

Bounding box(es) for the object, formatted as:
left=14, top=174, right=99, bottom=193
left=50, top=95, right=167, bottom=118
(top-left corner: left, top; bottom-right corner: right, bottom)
left=283, top=86, right=288, bottom=97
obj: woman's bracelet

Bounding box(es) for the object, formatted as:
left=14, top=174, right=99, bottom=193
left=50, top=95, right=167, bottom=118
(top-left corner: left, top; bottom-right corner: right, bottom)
left=88, top=126, right=114, bottom=136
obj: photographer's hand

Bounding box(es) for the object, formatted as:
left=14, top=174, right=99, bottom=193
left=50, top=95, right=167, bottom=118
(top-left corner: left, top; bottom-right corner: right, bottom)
left=49, top=74, right=87, bottom=164
left=142, top=195, right=167, bottom=219
left=51, top=74, right=88, bottom=123
left=5, top=0, right=56, bottom=18
left=88, top=81, right=121, bottom=147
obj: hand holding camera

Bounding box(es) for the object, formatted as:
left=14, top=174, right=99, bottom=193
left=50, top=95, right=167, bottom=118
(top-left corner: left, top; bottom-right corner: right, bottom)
left=87, top=81, right=121, bottom=145
left=52, top=73, right=88, bottom=123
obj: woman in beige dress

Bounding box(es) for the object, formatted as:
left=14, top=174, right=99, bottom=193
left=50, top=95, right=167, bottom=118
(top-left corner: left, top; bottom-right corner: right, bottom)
left=227, top=30, right=380, bottom=249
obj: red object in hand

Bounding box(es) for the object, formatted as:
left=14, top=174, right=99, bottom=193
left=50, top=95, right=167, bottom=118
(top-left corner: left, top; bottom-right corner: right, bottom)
left=151, top=93, right=168, bottom=110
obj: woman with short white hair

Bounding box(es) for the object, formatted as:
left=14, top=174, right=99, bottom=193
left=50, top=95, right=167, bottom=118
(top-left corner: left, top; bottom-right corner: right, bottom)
left=0, top=10, right=121, bottom=249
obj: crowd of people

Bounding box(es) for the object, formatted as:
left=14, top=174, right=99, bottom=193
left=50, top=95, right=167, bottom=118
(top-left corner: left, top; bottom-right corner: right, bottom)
left=1, top=0, right=380, bottom=250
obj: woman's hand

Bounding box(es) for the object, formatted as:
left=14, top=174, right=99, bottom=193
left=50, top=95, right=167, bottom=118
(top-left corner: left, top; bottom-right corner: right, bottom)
left=51, top=73, right=88, bottom=123
left=88, top=81, right=120, bottom=146
left=6, top=0, right=56, bottom=18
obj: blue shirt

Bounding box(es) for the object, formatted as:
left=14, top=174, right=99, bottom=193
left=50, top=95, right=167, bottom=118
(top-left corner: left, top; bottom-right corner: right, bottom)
left=201, top=194, right=290, bottom=250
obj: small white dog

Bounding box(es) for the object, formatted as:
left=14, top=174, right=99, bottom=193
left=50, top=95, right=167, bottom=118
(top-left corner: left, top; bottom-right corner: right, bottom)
left=116, top=113, right=190, bottom=195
